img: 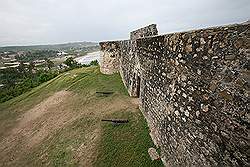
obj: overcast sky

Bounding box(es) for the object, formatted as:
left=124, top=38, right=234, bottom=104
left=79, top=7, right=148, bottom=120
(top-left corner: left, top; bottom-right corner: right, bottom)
left=0, top=0, right=249, bottom=46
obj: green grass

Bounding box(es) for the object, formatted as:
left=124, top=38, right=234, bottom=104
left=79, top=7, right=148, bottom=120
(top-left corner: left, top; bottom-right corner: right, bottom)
left=95, top=110, right=163, bottom=167
left=0, top=66, right=163, bottom=167
left=21, top=116, right=96, bottom=167
left=0, top=67, right=126, bottom=141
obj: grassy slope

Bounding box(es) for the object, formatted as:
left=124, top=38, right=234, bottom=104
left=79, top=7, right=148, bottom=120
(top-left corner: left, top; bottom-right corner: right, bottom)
left=0, top=66, right=163, bottom=167
left=96, top=110, right=163, bottom=167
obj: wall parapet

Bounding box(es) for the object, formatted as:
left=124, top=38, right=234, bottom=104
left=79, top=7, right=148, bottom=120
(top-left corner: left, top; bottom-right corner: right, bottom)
left=99, top=41, right=120, bottom=74
left=130, top=24, right=158, bottom=40
left=99, top=22, right=250, bottom=166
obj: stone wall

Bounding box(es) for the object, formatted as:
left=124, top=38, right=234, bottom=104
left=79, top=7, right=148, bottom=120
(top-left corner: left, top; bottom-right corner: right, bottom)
left=137, top=23, right=250, bottom=166
left=99, top=41, right=120, bottom=74
left=100, top=24, right=158, bottom=96
left=99, top=23, right=250, bottom=166
left=130, top=24, right=158, bottom=40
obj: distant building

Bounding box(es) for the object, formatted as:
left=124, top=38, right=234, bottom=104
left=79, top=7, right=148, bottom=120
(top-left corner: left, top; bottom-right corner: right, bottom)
left=57, top=51, right=68, bottom=56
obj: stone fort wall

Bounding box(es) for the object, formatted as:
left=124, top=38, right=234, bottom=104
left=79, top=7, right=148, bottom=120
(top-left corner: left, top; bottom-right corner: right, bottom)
left=99, top=23, right=250, bottom=166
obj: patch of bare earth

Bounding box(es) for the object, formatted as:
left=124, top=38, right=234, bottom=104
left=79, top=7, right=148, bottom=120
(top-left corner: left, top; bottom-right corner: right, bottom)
left=0, top=90, right=139, bottom=166
left=0, top=90, right=75, bottom=165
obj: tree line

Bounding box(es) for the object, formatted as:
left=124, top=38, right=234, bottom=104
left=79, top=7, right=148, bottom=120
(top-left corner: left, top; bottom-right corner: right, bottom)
left=0, top=57, right=99, bottom=103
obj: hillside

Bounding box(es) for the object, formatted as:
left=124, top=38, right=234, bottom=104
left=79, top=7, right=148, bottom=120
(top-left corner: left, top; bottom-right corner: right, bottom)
left=0, top=42, right=98, bottom=52
left=0, top=66, right=163, bottom=167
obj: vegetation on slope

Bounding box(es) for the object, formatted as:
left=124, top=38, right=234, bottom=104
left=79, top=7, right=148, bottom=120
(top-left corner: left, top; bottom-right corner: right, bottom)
left=0, top=67, right=58, bottom=103
left=0, top=66, right=163, bottom=167
left=0, top=58, right=99, bottom=103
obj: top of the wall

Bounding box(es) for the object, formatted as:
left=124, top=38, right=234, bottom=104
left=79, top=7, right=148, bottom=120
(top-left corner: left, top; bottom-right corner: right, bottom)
left=99, top=22, right=250, bottom=47
left=130, top=24, right=158, bottom=40
left=136, top=22, right=250, bottom=41
left=99, top=39, right=129, bottom=48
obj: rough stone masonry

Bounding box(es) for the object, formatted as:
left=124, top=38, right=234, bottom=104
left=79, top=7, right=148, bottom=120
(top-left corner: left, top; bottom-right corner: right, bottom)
left=99, top=22, right=250, bottom=167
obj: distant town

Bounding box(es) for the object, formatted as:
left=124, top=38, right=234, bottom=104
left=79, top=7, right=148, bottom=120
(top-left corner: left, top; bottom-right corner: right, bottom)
left=0, top=42, right=99, bottom=70
left=0, top=42, right=100, bottom=102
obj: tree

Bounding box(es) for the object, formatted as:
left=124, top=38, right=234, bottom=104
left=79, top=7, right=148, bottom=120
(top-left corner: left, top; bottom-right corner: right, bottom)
left=90, top=60, right=99, bottom=66
left=45, top=58, right=54, bottom=69
left=18, top=61, right=25, bottom=74
left=28, top=61, right=35, bottom=74
left=64, top=57, right=78, bottom=68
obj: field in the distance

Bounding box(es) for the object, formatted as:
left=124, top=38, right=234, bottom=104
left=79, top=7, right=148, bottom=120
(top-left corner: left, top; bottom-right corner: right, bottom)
left=0, top=66, right=163, bottom=167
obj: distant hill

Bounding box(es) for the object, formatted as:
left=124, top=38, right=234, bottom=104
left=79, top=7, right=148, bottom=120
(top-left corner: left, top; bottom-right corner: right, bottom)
left=0, top=42, right=98, bottom=52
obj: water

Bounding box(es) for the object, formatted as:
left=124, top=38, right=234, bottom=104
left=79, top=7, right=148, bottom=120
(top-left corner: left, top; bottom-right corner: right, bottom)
left=74, top=51, right=102, bottom=65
